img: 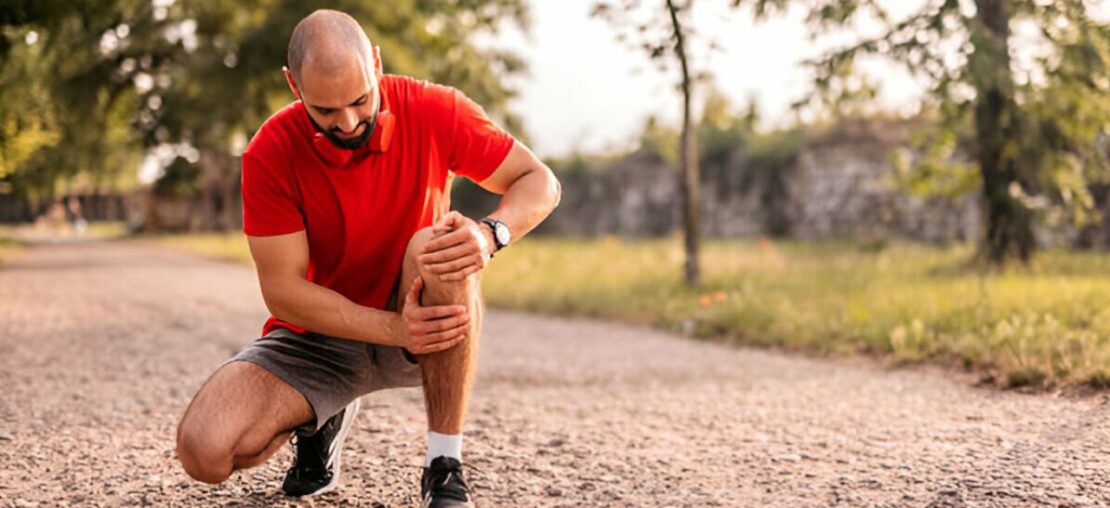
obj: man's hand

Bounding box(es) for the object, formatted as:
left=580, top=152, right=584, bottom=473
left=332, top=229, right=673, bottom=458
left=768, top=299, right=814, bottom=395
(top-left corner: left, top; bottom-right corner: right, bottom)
left=418, top=211, right=493, bottom=282
left=400, top=277, right=470, bottom=354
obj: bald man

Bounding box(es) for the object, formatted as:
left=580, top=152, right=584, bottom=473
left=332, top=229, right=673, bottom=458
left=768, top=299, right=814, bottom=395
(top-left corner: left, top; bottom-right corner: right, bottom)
left=174, top=9, right=560, bottom=507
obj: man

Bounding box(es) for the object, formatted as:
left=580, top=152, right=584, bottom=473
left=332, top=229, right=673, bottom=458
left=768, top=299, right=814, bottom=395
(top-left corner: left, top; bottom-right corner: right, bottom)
left=174, top=9, right=560, bottom=507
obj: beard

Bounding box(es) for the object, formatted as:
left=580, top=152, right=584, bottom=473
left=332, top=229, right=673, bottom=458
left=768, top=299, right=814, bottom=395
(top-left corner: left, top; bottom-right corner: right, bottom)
left=308, top=99, right=381, bottom=150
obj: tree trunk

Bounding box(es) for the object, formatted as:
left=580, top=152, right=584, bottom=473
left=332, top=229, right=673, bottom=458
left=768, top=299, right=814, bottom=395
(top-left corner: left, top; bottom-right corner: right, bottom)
left=972, top=0, right=1034, bottom=265
left=667, top=0, right=701, bottom=286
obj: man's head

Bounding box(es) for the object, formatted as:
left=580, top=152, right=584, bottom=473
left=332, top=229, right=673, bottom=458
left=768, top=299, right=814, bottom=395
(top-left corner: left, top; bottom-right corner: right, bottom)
left=284, top=9, right=382, bottom=150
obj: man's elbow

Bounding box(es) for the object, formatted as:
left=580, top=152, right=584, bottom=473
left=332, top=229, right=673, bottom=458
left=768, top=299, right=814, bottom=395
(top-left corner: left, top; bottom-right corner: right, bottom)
left=258, top=279, right=294, bottom=321
left=545, top=169, right=562, bottom=212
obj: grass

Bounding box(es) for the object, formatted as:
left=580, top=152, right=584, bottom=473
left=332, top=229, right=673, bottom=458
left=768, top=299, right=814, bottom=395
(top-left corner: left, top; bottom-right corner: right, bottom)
left=148, top=233, right=1110, bottom=389
left=0, top=236, right=24, bottom=264
left=83, top=221, right=131, bottom=239
left=144, top=232, right=253, bottom=265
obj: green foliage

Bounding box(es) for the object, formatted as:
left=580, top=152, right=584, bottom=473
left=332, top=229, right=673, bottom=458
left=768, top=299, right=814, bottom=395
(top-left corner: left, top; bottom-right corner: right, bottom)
left=153, top=156, right=200, bottom=197
left=698, top=88, right=756, bottom=167
left=0, top=0, right=530, bottom=201
left=638, top=116, right=680, bottom=166
left=891, top=126, right=982, bottom=198
left=636, top=88, right=803, bottom=179
left=765, top=0, right=1110, bottom=264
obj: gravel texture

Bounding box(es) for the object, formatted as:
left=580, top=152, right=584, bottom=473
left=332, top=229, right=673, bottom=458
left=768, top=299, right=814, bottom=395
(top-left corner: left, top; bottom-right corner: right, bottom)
left=1, top=239, right=1109, bottom=507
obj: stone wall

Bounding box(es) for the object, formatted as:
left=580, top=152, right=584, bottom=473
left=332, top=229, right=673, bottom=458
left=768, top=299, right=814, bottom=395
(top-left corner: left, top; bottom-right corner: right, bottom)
left=521, top=120, right=982, bottom=244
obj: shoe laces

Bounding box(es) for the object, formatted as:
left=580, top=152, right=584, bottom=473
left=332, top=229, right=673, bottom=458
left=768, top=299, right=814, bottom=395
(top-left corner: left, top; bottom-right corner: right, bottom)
left=288, top=433, right=330, bottom=479
left=424, top=461, right=471, bottom=501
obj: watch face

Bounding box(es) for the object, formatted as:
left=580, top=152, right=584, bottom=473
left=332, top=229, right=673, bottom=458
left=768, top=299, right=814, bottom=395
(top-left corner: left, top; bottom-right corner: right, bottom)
left=494, top=223, right=511, bottom=246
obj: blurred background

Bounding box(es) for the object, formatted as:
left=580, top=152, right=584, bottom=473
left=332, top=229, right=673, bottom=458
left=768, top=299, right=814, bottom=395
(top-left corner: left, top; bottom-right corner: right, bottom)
left=4, top=0, right=1110, bottom=389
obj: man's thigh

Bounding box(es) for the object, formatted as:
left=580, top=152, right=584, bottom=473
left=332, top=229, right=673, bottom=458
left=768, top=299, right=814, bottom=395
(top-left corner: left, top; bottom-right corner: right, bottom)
left=178, top=360, right=313, bottom=459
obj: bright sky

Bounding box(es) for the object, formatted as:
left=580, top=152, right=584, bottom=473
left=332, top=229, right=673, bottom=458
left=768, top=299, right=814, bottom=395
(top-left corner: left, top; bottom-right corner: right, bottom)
left=493, top=0, right=928, bottom=158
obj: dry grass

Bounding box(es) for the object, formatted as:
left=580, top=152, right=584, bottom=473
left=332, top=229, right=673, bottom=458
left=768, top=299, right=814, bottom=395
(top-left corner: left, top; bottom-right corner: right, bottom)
left=145, top=232, right=253, bottom=265
left=0, top=237, right=23, bottom=264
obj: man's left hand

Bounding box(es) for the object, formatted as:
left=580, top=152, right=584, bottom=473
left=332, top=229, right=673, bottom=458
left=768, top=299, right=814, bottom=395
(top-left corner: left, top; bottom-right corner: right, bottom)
left=418, top=211, right=492, bottom=281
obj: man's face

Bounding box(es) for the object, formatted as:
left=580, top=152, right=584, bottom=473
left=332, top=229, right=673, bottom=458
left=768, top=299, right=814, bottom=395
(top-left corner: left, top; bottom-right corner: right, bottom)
left=294, top=56, right=380, bottom=150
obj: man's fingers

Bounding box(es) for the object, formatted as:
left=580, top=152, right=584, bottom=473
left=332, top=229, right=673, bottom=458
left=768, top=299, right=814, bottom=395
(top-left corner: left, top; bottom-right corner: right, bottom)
left=423, top=255, right=479, bottom=276
left=431, top=211, right=463, bottom=235
left=440, top=262, right=483, bottom=281
left=408, top=304, right=466, bottom=321
left=410, top=323, right=469, bottom=350
left=408, top=313, right=469, bottom=335
left=417, top=336, right=465, bottom=354
left=410, top=330, right=468, bottom=355
left=422, top=228, right=469, bottom=254
left=418, top=243, right=473, bottom=265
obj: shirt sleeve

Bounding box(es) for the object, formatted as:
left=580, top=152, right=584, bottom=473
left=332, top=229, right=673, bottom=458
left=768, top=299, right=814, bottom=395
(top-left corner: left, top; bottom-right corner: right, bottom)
left=428, top=84, right=516, bottom=182
left=240, top=146, right=305, bottom=236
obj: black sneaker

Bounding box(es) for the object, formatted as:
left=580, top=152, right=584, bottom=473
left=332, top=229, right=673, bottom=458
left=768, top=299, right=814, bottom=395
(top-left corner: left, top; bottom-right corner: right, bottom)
left=281, top=398, right=360, bottom=497
left=421, top=456, right=473, bottom=507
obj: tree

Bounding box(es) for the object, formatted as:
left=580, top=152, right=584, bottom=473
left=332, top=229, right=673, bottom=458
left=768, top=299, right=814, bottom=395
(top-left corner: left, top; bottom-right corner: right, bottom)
left=756, top=0, right=1110, bottom=265
left=0, top=1, right=143, bottom=205
left=593, top=0, right=713, bottom=286
left=0, top=0, right=530, bottom=227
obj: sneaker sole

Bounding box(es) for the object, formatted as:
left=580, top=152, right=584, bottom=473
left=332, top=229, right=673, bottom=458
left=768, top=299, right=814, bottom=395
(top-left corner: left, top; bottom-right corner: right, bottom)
left=303, top=397, right=361, bottom=498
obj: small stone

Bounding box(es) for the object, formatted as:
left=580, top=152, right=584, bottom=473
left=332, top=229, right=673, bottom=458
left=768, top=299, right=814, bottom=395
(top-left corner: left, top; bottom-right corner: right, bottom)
left=772, top=454, right=801, bottom=463
left=545, top=486, right=563, bottom=497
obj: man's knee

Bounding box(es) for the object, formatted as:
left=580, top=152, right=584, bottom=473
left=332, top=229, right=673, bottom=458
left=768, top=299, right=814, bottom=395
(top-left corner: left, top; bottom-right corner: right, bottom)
left=406, top=226, right=479, bottom=302
left=407, top=226, right=436, bottom=254
left=175, top=416, right=234, bottom=484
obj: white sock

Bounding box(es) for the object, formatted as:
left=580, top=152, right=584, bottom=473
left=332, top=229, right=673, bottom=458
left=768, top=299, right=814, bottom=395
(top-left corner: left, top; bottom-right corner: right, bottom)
left=425, top=431, right=463, bottom=467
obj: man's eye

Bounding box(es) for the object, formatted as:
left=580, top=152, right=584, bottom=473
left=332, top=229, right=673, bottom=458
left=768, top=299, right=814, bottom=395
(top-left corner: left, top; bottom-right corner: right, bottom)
left=317, top=108, right=335, bottom=115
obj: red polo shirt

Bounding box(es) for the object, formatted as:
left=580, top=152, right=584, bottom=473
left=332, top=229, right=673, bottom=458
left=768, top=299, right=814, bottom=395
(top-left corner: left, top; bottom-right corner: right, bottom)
left=241, top=75, right=515, bottom=336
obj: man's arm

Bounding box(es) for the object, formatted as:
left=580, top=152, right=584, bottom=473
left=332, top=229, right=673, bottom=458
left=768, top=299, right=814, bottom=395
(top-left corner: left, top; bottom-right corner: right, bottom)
left=248, top=230, right=470, bottom=353
left=418, top=141, right=561, bottom=280
left=477, top=140, right=562, bottom=240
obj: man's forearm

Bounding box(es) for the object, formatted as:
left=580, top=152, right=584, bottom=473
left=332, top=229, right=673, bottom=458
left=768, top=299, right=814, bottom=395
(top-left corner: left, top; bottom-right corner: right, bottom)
left=485, top=167, right=561, bottom=243
left=261, top=276, right=404, bottom=346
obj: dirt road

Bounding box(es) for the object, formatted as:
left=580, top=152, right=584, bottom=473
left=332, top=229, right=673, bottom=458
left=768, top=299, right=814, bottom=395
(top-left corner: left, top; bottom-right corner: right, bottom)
left=1, top=240, right=1108, bottom=507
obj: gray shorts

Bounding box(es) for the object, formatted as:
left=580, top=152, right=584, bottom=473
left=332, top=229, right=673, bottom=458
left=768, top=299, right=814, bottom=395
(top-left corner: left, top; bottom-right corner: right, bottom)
left=227, top=327, right=423, bottom=433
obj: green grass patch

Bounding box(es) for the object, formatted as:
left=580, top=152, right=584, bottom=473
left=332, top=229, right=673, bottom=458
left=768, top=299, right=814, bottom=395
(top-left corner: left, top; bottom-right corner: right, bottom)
left=483, top=237, right=1110, bottom=389
left=144, top=232, right=253, bottom=265
left=84, top=221, right=130, bottom=239
left=151, top=233, right=1110, bottom=389
left=0, top=236, right=24, bottom=264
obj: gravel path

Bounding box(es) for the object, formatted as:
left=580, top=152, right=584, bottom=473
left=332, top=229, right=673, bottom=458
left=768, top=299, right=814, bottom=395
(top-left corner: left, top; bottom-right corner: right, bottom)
left=1, top=240, right=1109, bottom=507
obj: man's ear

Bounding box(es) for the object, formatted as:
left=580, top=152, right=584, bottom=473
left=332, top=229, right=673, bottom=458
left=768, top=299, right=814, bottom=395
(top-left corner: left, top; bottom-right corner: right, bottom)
left=282, top=66, right=302, bottom=101
left=373, top=45, right=383, bottom=80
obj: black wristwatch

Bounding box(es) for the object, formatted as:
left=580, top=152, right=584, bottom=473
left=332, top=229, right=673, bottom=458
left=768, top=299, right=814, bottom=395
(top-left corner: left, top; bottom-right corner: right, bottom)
left=481, top=218, right=511, bottom=255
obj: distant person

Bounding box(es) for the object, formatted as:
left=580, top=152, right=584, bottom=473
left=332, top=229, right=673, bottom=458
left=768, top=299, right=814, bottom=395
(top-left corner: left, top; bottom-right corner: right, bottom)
left=174, top=9, right=560, bottom=507
left=67, top=196, right=87, bottom=237
left=40, top=200, right=68, bottom=237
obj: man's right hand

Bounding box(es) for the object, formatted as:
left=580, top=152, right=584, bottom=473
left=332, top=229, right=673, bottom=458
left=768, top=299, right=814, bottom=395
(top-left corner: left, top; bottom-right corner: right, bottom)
left=399, top=276, right=470, bottom=355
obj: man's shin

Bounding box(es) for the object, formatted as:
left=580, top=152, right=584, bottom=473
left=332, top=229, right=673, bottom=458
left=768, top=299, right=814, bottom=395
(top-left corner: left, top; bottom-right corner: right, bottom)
left=417, top=274, right=482, bottom=434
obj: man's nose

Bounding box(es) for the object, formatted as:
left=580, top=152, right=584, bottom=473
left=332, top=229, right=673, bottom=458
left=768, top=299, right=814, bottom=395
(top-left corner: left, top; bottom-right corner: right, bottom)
left=337, top=109, right=359, bottom=133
